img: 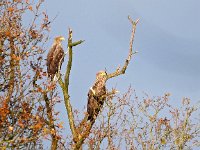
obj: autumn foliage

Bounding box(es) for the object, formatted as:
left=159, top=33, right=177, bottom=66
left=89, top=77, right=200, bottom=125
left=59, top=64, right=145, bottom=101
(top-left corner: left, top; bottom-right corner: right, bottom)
left=0, top=0, right=199, bottom=150
left=0, top=0, right=59, bottom=149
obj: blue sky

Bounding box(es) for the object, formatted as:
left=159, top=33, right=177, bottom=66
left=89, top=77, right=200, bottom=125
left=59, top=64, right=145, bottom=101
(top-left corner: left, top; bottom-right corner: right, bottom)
left=43, top=0, right=200, bottom=113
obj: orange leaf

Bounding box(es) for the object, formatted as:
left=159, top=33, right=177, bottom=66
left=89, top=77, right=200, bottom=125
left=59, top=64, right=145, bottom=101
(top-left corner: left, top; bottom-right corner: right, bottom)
left=34, top=122, right=43, bottom=129
left=9, top=126, right=14, bottom=131
left=37, top=87, right=43, bottom=93
left=11, top=54, right=21, bottom=61
left=28, top=6, right=33, bottom=11
left=14, top=0, right=22, bottom=2
left=18, top=120, right=24, bottom=128
left=7, top=7, right=14, bottom=12
left=57, top=122, right=64, bottom=129
left=5, top=31, right=11, bottom=37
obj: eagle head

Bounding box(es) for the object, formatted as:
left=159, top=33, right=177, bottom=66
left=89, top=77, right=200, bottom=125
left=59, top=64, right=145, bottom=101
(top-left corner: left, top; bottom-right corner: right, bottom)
left=96, top=70, right=107, bottom=82
left=54, top=36, right=65, bottom=43
left=96, top=70, right=107, bottom=78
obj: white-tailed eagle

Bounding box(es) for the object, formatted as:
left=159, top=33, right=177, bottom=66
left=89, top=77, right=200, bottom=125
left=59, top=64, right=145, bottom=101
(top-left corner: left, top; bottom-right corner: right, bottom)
left=47, top=36, right=65, bottom=80
left=87, top=71, right=107, bottom=122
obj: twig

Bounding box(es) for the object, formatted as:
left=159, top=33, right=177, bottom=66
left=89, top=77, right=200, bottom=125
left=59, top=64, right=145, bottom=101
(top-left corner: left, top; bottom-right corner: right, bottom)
left=106, top=16, right=139, bottom=80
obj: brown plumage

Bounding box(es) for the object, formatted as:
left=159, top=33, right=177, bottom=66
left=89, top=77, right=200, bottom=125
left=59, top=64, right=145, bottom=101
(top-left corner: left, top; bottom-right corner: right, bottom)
left=87, top=71, right=107, bottom=122
left=47, top=36, right=65, bottom=80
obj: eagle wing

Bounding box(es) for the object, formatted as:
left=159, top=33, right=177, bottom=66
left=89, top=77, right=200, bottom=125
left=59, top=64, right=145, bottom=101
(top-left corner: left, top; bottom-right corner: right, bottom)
left=87, top=86, right=106, bottom=122
left=47, top=44, right=56, bottom=76
left=87, top=89, right=99, bottom=121
left=47, top=44, right=64, bottom=80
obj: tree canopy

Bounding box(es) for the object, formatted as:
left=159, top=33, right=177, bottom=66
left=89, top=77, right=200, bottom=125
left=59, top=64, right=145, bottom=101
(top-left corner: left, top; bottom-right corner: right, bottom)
left=0, top=0, right=199, bottom=149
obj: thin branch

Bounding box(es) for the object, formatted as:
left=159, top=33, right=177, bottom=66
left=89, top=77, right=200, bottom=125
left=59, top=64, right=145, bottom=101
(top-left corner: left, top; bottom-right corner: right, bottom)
left=106, top=16, right=139, bottom=80
left=43, top=91, right=58, bottom=150
left=7, top=37, right=15, bottom=101
left=69, top=40, right=85, bottom=47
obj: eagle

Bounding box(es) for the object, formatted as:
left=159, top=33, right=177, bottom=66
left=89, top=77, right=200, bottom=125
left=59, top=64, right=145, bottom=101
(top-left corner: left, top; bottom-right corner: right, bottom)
left=47, top=36, right=65, bottom=81
left=87, top=70, right=107, bottom=122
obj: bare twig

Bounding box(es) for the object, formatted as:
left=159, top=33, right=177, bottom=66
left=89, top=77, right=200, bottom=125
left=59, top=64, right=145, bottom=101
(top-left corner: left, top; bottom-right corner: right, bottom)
left=106, top=16, right=139, bottom=80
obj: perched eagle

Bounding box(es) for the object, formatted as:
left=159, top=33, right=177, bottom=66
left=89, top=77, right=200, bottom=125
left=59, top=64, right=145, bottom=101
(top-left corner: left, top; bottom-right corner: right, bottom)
left=87, top=71, right=107, bottom=122
left=47, top=36, right=65, bottom=80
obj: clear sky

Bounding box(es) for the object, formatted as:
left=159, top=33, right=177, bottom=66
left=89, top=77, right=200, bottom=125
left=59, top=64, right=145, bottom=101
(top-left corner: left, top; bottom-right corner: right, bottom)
left=43, top=0, right=200, bottom=116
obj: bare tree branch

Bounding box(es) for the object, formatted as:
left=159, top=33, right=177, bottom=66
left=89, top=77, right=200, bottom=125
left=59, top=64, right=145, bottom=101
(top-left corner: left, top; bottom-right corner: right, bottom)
left=43, top=92, right=58, bottom=150
left=58, top=28, right=84, bottom=145
left=74, top=16, right=139, bottom=150
left=106, top=16, right=139, bottom=80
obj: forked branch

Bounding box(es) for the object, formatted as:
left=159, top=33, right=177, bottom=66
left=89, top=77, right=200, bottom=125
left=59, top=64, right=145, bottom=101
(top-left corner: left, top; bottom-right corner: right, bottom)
left=74, top=17, right=139, bottom=150
left=58, top=28, right=84, bottom=144
left=106, top=16, right=139, bottom=80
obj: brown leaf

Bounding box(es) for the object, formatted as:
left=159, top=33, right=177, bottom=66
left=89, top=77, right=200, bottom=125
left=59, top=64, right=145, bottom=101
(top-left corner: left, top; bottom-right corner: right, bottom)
left=28, top=6, right=33, bottom=11
left=7, top=7, right=14, bottom=12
